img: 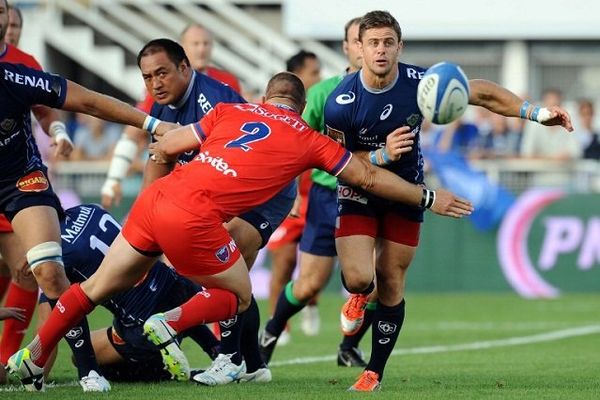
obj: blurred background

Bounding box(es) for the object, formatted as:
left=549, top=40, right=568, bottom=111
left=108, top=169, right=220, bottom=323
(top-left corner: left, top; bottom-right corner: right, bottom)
left=11, top=0, right=600, bottom=297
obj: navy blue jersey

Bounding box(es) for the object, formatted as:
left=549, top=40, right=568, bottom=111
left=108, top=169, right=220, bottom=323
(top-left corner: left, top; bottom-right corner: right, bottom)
left=324, top=63, right=426, bottom=184
left=60, top=204, right=194, bottom=327
left=0, top=63, right=67, bottom=180
left=150, top=71, right=245, bottom=165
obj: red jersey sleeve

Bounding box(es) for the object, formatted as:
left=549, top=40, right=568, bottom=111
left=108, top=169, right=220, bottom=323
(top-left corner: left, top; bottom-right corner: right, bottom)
left=306, top=129, right=352, bottom=176
left=2, top=45, right=43, bottom=70
left=191, top=103, right=222, bottom=144
left=136, top=92, right=155, bottom=113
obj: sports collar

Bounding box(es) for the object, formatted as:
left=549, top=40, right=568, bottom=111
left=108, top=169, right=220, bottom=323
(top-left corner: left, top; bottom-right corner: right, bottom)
left=359, top=67, right=399, bottom=94
left=169, top=71, right=196, bottom=110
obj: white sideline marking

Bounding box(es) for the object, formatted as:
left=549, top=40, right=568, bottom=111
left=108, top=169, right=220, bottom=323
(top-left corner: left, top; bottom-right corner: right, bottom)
left=269, top=324, right=600, bottom=367
left=3, top=325, right=598, bottom=391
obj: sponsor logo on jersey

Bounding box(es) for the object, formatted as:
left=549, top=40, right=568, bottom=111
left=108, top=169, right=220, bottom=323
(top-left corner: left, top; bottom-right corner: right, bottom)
left=380, top=104, right=393, bottom=120
left=195, top=151, right=238, bottom=177
left=3, top=69, right=52, bottom=92
left=16, top=170, right=49, bottom=192
left=61, top=206, right=94, bottom=244
left=406, top=68, right=425, bottom=80
left=326, top=125, right=346, bottom=146
left=198, top=93, right=214, bottom=114
left=377, top=321, right=397, bottom=335
left=407, top=113, right=421, bottom=127
left=215, top=239, right=237, bottom=264
left=335, top=91, right=356, bottom=105
left=0, top=118, right=16, bottom=135
left=337, top=185, right=368, bottom=204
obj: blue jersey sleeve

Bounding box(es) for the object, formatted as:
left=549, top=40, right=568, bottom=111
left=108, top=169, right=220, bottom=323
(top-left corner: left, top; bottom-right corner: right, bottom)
left=323, top=89, right=355, bottom=150
left=1, top=62, right=67, bottom=109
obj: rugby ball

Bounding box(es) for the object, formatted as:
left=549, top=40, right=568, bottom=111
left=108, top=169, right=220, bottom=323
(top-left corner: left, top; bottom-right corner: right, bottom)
left=417, top=62, right=470, bottom=125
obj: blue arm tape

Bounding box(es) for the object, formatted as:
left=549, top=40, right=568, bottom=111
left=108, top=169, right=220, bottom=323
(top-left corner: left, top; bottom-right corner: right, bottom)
left=520, top=101, right=530, bottom=119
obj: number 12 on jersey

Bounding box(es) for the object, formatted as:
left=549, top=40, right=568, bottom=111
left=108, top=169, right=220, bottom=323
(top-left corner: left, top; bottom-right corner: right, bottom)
left=225, top=122, right=271, bottom=152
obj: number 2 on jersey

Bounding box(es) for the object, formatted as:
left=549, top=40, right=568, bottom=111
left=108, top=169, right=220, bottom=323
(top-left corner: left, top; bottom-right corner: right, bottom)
left=225, top=122, right=271, bottom=152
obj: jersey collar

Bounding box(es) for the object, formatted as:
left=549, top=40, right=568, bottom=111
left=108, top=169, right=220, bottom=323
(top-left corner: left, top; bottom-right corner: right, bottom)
left=359, top=67, right=399, bottom=95
left=169, top=71, right=196, bottom=110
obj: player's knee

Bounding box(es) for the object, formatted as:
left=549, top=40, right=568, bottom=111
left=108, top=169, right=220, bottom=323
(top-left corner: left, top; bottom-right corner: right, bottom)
left=294, top=279, right=322, bottom=301
left=27, top=241, right=69, bottom=297
left=342, top=272, right=374, bottom=294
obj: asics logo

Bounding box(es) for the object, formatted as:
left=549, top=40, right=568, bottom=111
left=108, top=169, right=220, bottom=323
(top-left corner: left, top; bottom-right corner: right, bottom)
left=195, top=151, right=237, bottom=177
left=380, top=104, right=393, bottom=120
left=336, top=91, right=356, bottom=105
left=260, top=334, right=277, bottom=347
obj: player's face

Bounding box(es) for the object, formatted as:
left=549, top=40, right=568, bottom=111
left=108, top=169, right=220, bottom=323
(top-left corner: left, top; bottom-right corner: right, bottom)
left=343, top=23, right=362, bottom=72
left=0, top=2, right=8, bottom=43
left=359, top=27, right=402, bottom=78
left=296, top=57, right=321, bottom=90
left=140, top=51, right=191, bottom=105
left=6, top=8, right=22, bottom=46
left=181, top=26, right=213, bottom=72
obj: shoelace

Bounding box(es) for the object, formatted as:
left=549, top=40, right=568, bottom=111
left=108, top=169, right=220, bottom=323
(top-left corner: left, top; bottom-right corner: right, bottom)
left=209, top=354, right=235, bottom=373
left=356, top=371, right=378, bottom=389
left=345, top=296, right=367, bottom=318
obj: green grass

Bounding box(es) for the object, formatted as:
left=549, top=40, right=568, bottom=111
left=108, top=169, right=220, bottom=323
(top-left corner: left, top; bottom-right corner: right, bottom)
left=3, top=293, right=600, bottom=399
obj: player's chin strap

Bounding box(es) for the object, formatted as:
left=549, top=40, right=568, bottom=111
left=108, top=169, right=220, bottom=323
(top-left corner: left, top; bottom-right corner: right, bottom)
left=420, top=188, right=436, bottom=209
left=520, top=101, right=553, bottom=123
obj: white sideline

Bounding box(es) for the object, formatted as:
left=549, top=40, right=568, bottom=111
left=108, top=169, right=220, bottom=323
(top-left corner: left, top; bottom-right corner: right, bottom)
left=269, top=324, right=600, bottom=367
left=2, top=324, right=599, bottom=391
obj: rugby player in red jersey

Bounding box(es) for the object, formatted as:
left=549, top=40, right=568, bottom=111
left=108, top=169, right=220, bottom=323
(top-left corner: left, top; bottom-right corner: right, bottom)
left=8, top=72, right=473, bottom=390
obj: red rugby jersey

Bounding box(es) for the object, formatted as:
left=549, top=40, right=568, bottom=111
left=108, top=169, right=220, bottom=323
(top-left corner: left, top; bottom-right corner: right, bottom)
left=0, top=44, right=42, bottom=70
left=160, top=102, right=351, bottom=220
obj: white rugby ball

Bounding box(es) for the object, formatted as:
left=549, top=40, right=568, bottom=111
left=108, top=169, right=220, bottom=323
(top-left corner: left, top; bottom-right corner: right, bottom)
left=417, top=62, right=470, bottom=125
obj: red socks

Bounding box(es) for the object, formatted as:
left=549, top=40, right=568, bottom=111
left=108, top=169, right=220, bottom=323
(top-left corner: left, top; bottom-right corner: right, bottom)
left=166, top=288, right=238, bottom=333
left=30, top=283, right=94, bottom=367
left=0, top=283, right=38, bottom=364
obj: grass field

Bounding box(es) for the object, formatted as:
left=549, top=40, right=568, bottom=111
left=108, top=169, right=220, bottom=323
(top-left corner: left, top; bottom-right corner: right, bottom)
left=2, top=293, right=599, bottom=399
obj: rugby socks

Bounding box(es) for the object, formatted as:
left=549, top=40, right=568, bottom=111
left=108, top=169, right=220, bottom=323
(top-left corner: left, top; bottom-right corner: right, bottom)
left=367, top=299, right=405, bottom=380
left=240, top=296, right=265, bottom=373
left=183, top=325, right=220, bottom=360
left=64, top=317, right=98, bottom=379
left=340, top=302, right=377, bottom=350
left=163, top=288, right=238, bottom=333
left=217, top=312, right=244, bottom=365
left=28, top=283, right=95, bottom=367
left=265, top=281, right=306, bottom=337
left=0, top=283, right=38, bottom=364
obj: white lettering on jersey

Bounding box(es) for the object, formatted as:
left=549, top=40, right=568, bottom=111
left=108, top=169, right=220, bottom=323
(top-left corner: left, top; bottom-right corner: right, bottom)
left=380, top=104, right=393, bottom=120
left=335, top=91, right=356, bottom=105
left=61, top=206, right=94, bottom=243
left=198, top=93, right=213, bottom=114
left=406, top=68, right=425, bottom=80
left=234, top=103, right=307, bottom=133
left=4, top=69, right=52, bottom=92
left=195, top=151, right=238, bottom=177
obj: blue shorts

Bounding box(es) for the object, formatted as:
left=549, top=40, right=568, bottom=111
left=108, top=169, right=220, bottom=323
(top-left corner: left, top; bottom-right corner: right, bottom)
left=299, top=183, right=338, bottom=257
left=239, top=180, right=296, bottom=248
left=0, top=167, right=62, bottom=220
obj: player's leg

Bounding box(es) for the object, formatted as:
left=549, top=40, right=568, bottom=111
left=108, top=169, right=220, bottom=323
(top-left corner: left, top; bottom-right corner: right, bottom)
left=0, top=233, right=38, bottom=367
left=350, top=214, right=420, bottom=392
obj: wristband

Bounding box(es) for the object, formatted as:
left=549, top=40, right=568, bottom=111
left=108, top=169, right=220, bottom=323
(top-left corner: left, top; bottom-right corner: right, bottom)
left=143, top=115, right=160, bottom=134
left=380, top=148, right=392, bottom=164
left=369, top=149, right=392, bottom=166
left=420, top=188, right=436, bottom=209
left=49, top=121, right=72, bottom=144
left=520, top=101, right=545, bottom=123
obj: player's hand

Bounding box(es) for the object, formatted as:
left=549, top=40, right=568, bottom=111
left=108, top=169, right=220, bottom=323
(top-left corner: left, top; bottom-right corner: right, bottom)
left=430, top=189, right=474, bottom=218
left=101, top=179, right=123, bottom=209
left=384, top=126, right=415, bottom=161
left=539, top=105, right=574, bottom=132
left=149, top=141, right=176, bottom=164
left=51, top=135, right=74, bottom=158
left=153, top=121, right=180, bottom=138
left=0, top=307, right=26, bottom=322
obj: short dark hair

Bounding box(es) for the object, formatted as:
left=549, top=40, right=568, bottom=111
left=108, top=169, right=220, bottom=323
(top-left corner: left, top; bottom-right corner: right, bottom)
left=285, top=50, right=318, bottom=74
left=359, top=10, right=402, bottom=42
left=265, top=72, right=306, bottom=112
left=137, top=38, right=190, bottom=68
left=344, top=17, right=361, bottom=42
left=8, top=4, right=22, bottom=28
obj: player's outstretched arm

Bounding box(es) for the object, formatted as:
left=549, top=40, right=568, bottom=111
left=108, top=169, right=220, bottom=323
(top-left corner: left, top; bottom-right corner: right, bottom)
left=151, top=125, right=201, bottom=162
left=468, top=79, right=573, bottom=132
left=338, top=156, right=474, bottom=218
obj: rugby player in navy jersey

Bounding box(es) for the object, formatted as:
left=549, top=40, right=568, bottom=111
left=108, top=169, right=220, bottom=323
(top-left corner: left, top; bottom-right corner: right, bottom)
left=34, top=204, right=220, bottom=383
left=0, top=61, right=174, bottom=391
left=323, top=11, right=573, bottom=392
left=105, top=39, right=291, bottom=385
